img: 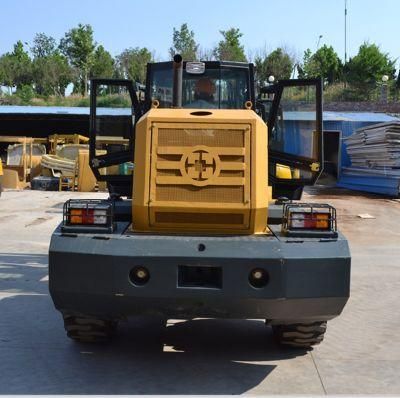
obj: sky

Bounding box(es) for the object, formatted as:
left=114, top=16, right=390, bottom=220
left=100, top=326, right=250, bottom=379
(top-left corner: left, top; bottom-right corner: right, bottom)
left=1, top=0, right=400, bottom=68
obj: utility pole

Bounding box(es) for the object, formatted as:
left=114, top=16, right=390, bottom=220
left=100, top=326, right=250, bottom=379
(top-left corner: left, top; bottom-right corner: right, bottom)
left=344, top=0, right=348, bottom=89
left=344, top=0, right=348, bottom=64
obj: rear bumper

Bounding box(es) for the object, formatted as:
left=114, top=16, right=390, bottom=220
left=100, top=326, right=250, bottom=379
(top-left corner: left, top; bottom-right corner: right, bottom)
left=49, top=224, right=351, bottom=323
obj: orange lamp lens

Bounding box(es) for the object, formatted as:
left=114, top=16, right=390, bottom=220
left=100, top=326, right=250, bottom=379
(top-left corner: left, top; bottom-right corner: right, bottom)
left=316, top=213, right=329, bottom=229
left=70, top=209, right=83, bottom=224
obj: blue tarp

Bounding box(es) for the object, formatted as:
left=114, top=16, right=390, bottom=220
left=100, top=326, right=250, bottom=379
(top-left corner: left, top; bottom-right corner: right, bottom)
left=337, top=174, right=400, bottom=196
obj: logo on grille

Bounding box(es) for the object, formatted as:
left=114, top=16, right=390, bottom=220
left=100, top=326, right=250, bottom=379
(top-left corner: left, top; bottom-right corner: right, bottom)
left=156, top=144, right=245, bottom=187
left=182, top=148, right=218, bottom=183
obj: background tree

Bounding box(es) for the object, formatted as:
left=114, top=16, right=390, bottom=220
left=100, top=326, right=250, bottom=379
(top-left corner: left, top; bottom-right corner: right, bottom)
left=213, top=28, right=247, bottom=62
left=0, top=54, right=16, bottom=94
left=198, top=47, right=214, bottom=61
left=90, top=45, right=114, bottom=78
left=394, top=70, right=400, bottom=100
left=31, top=33, right=56, bottom=58
left=116, top=47, right=153, bottom=83
left=11, top=41, right=33, bottom=90
left=32, top=53, right=73, bottom=96
left=298, top=45, right=342, bottom=84
left=60, top=23, right=96, bottom=96
left=169, top=23, right=198, bottom=61
left=31, top=33, right=73, bottom=96
left=344, top=42, right=396, bottom=99
left=255, top=47, right=293, bottom=84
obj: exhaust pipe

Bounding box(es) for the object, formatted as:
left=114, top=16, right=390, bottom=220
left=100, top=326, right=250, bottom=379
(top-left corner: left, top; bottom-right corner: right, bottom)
left=172, top=54, right=183, bottom=108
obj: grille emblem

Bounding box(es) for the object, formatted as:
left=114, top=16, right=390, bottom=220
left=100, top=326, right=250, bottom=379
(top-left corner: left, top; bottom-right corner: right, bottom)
left=156, top=144, right=246, bottom=187
left=183, top=149, right=217, bottom=182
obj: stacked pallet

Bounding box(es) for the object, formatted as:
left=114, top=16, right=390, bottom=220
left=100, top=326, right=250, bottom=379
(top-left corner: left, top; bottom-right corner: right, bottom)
left=338, top=122, right=400, bottom=196
left=344, top=122, right=400, bottom=169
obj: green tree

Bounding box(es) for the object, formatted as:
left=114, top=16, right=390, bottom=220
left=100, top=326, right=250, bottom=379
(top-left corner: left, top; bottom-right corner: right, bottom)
left=345, top=42, right=396, bottom=99
left=395, top=71, right=400, bottom=100
left=33, top=53, right=73, bottom=96
left=116, top=47, right=153, bottom=83
left=60, top=23, right=96, bottom=96
left=255, top=48, right=293, bottom=83
left=0, top=41, right=33, bottom=93
left=16, top=84, right=34, bottom=104
left=90, top=45, right=114, bottom=78
left=31, top=33, right=73, bottom=96
left=198, top=47, right=214, bottom=61
left=11, top=40, right=33, bottom=89
left=213, top=28, right=247, bottom=62
left=297, top=49, right=312, bottom=79
left=298, top=45, right=342, bottom=83
left=169, top=23, right=198, bottom=61
left=32, top=33, right=56, bottom=58
left=0, top=54, right=15, bottom=94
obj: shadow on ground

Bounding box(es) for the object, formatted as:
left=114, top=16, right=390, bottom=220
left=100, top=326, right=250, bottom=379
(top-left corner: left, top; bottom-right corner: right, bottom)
left=0, top=252, right=307, bottom=394
left=0, top=252, right=48, bottom=295
left=305, top=184, right=398, bottom=200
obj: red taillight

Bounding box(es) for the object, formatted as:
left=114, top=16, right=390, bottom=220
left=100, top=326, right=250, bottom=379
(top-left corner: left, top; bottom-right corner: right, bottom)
left=62, top=199, right=114, bottom=233
left=69, top=208, right=108, bottom=225
left=282, top=203, right=337, bottom=238
left=290, top=212, right=330, bottom=230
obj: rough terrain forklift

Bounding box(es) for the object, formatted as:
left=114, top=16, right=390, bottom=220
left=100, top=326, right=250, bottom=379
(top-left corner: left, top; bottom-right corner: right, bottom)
left=49, top=55, right=351, bottom=348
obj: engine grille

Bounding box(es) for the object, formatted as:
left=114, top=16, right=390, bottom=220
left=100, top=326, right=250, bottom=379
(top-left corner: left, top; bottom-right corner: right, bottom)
left=149, top=122, right=251, bottom=229
left=157, top=128, right=244, bottom=147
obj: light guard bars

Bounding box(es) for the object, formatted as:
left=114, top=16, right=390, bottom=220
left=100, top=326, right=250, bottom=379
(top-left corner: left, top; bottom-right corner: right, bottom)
left=62, top=199, right=115, bottom=234
left=281, top=203, right=338, bottom=238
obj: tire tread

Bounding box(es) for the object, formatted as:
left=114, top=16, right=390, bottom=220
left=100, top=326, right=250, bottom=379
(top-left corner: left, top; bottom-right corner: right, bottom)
left=272, top=321, right=327, bottom=348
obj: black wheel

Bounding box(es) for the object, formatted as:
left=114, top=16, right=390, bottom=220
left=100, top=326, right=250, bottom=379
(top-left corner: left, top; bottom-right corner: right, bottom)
left=272, top=321, right=327, bottom=348
left=62, top=314, right=118, bottom=343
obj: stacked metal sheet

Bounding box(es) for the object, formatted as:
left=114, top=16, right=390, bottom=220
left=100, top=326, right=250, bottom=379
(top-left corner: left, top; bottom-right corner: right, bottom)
left=338, top=122, right=400, bottom=196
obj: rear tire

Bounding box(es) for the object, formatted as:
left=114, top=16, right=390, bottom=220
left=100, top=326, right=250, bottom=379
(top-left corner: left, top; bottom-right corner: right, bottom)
left=272, top=321, right=327, bottom=348
left=63, top=314, right=118, bottom=343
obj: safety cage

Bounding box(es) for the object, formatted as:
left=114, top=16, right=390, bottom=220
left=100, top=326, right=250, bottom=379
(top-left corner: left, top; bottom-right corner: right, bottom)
left=62, top=199, right=115, bottom=234
left=281, top=202, right=337, bottom=238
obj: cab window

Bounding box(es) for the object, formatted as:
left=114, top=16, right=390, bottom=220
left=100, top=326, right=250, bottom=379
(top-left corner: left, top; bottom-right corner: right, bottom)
left=148, top=66, right=250, bottom=109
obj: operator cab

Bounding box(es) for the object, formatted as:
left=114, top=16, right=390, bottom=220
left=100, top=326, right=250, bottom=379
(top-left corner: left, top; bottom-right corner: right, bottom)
left=144, top=60, right=255, bottom=111
left=88, top=60, right=323, bottom=200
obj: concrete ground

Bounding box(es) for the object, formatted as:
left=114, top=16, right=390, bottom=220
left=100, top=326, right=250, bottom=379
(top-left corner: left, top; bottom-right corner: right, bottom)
left=0, top=188, right=399, bottom=395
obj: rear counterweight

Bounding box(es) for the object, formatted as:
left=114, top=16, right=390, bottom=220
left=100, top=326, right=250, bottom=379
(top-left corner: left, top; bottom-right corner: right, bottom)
left=49, top=224, right=350, bottom=323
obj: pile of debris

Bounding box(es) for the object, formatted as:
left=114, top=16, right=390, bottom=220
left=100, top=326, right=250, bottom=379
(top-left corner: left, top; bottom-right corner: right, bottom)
left=338, top=122, right=400, bottom=196
left=0, top=134, right=98, bottom=192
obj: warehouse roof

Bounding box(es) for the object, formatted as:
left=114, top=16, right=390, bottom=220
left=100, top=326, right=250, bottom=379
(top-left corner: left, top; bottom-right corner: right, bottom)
left=1, top=106, right=399, bottom=121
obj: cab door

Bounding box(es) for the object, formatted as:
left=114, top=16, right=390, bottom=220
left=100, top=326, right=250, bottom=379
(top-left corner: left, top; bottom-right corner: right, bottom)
left=266, top=79, right=323, bottom=199
left=89, top=78, right=142, bottom=197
